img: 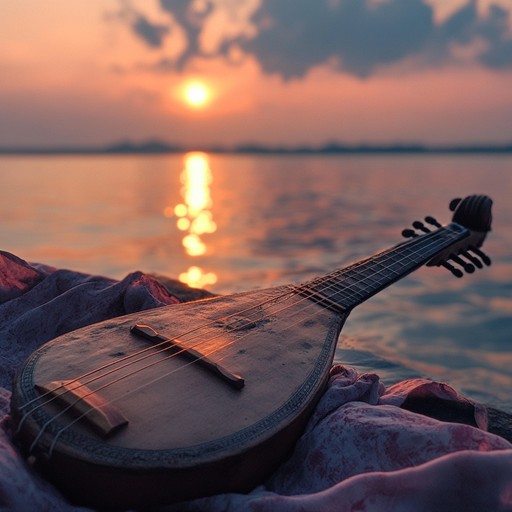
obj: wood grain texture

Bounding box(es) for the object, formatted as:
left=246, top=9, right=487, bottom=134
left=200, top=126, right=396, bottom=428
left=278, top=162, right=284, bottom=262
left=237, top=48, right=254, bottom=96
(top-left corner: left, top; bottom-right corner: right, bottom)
left=12, top=285, right=346, bottom=507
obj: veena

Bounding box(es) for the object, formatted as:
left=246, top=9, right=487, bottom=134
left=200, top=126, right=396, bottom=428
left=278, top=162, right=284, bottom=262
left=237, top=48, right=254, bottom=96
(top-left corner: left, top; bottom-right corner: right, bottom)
left=11, top=195, right=493, bottom=509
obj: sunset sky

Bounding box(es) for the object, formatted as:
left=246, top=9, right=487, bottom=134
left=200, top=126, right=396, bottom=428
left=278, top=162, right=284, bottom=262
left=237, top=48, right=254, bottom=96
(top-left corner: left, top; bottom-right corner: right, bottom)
left=1, top=0, right=512, bottom=148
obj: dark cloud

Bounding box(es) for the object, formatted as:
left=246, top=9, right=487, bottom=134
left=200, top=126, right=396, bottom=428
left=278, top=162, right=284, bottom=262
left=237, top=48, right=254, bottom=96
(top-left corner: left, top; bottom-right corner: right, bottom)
left=481, top=38, right=512, bottom=68
left=132, top=15, right=170, bottom=48
left=427, top=2, right=512, bottom=70
left=478, top=5, right=512, bottom=68
left=437, top=1, right=477, bottom=45
left=122, top=0, right=512, bottom=77
left=159, top=0, right=212, bottom=68
left=242, top=0, right=433, bottom=78
left=115, top=3, right=171, bottom=49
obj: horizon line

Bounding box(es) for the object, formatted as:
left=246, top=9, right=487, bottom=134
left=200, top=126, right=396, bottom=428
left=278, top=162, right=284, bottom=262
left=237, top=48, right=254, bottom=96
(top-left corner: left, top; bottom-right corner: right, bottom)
left=1, top=140, right=512, bottom=155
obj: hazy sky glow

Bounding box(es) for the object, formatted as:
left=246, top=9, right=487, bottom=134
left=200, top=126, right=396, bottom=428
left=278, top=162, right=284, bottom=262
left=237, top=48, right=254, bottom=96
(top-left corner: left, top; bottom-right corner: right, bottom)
left=1, top=0, right=512, bottom=147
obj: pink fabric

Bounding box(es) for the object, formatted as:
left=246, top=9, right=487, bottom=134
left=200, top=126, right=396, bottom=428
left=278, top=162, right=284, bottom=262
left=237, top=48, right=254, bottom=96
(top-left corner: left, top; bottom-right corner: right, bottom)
left=178, top=369, right=512, bottom=512
left=0, top=251, right=511, bottom=511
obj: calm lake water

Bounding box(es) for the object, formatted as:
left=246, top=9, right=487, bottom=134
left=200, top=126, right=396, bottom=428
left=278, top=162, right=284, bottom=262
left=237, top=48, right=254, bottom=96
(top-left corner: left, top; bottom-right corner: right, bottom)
left=1, top=153, right=511, bottom=410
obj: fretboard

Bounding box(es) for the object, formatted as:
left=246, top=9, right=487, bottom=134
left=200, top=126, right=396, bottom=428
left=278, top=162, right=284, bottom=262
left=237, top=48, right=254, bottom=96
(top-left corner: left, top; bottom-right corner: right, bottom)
left=300, top=223, right=469, bottom=312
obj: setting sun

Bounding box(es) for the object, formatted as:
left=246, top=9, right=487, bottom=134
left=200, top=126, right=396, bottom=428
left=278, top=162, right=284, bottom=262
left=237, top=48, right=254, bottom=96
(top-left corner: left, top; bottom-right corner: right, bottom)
left=183, top=81, right=210, bottom=109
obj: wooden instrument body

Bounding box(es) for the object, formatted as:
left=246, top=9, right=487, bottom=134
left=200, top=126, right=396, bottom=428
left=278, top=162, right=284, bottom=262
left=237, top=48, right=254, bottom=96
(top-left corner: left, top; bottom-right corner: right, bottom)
left=12, top=286, right=347, bottom=508
left=11, top=194, right=494, bottom=509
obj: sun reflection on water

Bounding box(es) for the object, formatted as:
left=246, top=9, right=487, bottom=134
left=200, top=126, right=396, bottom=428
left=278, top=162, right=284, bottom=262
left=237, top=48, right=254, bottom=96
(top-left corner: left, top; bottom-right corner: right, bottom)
left=168, top=152, right=218, bottom=288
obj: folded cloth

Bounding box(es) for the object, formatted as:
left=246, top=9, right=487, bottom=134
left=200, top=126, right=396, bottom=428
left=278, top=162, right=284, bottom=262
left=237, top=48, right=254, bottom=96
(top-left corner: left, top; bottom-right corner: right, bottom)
left=0, top=252, right=511, bottom=512
left=175, top=368, right=512, bottom=512
left=0, top=250, right=181, bottom=389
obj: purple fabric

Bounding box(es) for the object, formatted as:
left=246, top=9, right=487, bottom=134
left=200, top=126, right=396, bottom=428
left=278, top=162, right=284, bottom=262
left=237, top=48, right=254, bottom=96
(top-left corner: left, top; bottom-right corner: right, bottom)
left=0, top=251, right=179, bottom=390
left=0, top=251, right=511, bottom=511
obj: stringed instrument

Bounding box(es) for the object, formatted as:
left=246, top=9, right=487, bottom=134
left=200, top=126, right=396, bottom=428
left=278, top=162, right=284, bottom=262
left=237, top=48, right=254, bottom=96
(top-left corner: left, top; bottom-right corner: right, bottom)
left=11, top=195, right=493, bottom=509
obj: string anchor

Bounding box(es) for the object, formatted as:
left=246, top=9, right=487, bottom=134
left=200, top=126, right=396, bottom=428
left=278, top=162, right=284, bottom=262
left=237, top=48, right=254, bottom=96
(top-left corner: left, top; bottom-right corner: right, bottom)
left=469, top=246, right=492, bottom=266
left=449, top=198, right=462, bottom=211
left=441, top=261, right=464, bottom=278
left=449, top=254, right=475, bottom=274
left=412, top=221, right=431, bottom=234
left=425, top=216, right=442, bottom=228
left=461, top=250, right=483, bottom=269
left=402, top=228, right=418, bottom=239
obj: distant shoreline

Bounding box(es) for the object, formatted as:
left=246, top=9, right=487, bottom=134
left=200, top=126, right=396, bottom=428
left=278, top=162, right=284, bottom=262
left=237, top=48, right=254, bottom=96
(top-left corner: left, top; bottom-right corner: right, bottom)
left=1, top=141, right=512, bottom=155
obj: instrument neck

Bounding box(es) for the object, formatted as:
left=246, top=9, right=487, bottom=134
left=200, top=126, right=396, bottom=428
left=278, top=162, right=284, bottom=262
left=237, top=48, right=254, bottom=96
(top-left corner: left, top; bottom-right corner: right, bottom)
left=300, top=223, right=469, bottom=312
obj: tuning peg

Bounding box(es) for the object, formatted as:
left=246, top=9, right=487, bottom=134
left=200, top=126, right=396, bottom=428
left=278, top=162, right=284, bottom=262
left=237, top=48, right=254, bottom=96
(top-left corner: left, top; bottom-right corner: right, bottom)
left=450, top=254, right=475, bottom=273
left=449, top=198, right=462, bottom=212
left=469, top=246, right=492, bottom=266
left=441, top=261, right=464, bottom=278
left=412, top=221, right=431, bottom=233
left=461, top=250, right=483, bottom=269
left=402, top=229, right=418, bottom=238
left=425, top=216, right=442, bottom=228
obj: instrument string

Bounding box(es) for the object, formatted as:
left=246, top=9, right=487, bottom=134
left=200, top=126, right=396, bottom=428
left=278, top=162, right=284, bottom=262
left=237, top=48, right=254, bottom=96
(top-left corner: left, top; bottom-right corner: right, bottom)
left=26, top=229, right=457, bottom=438
left=27, top=228, right=453, bottom=425
left=17, top=286, right=309, bottom=414
left=23, top=227, right=464, bottom=451
left=47, top=280, right=353, bottom=455
left=22, top=226, right=447, bottom=422
left=45, top=227, right=458, bottom=454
